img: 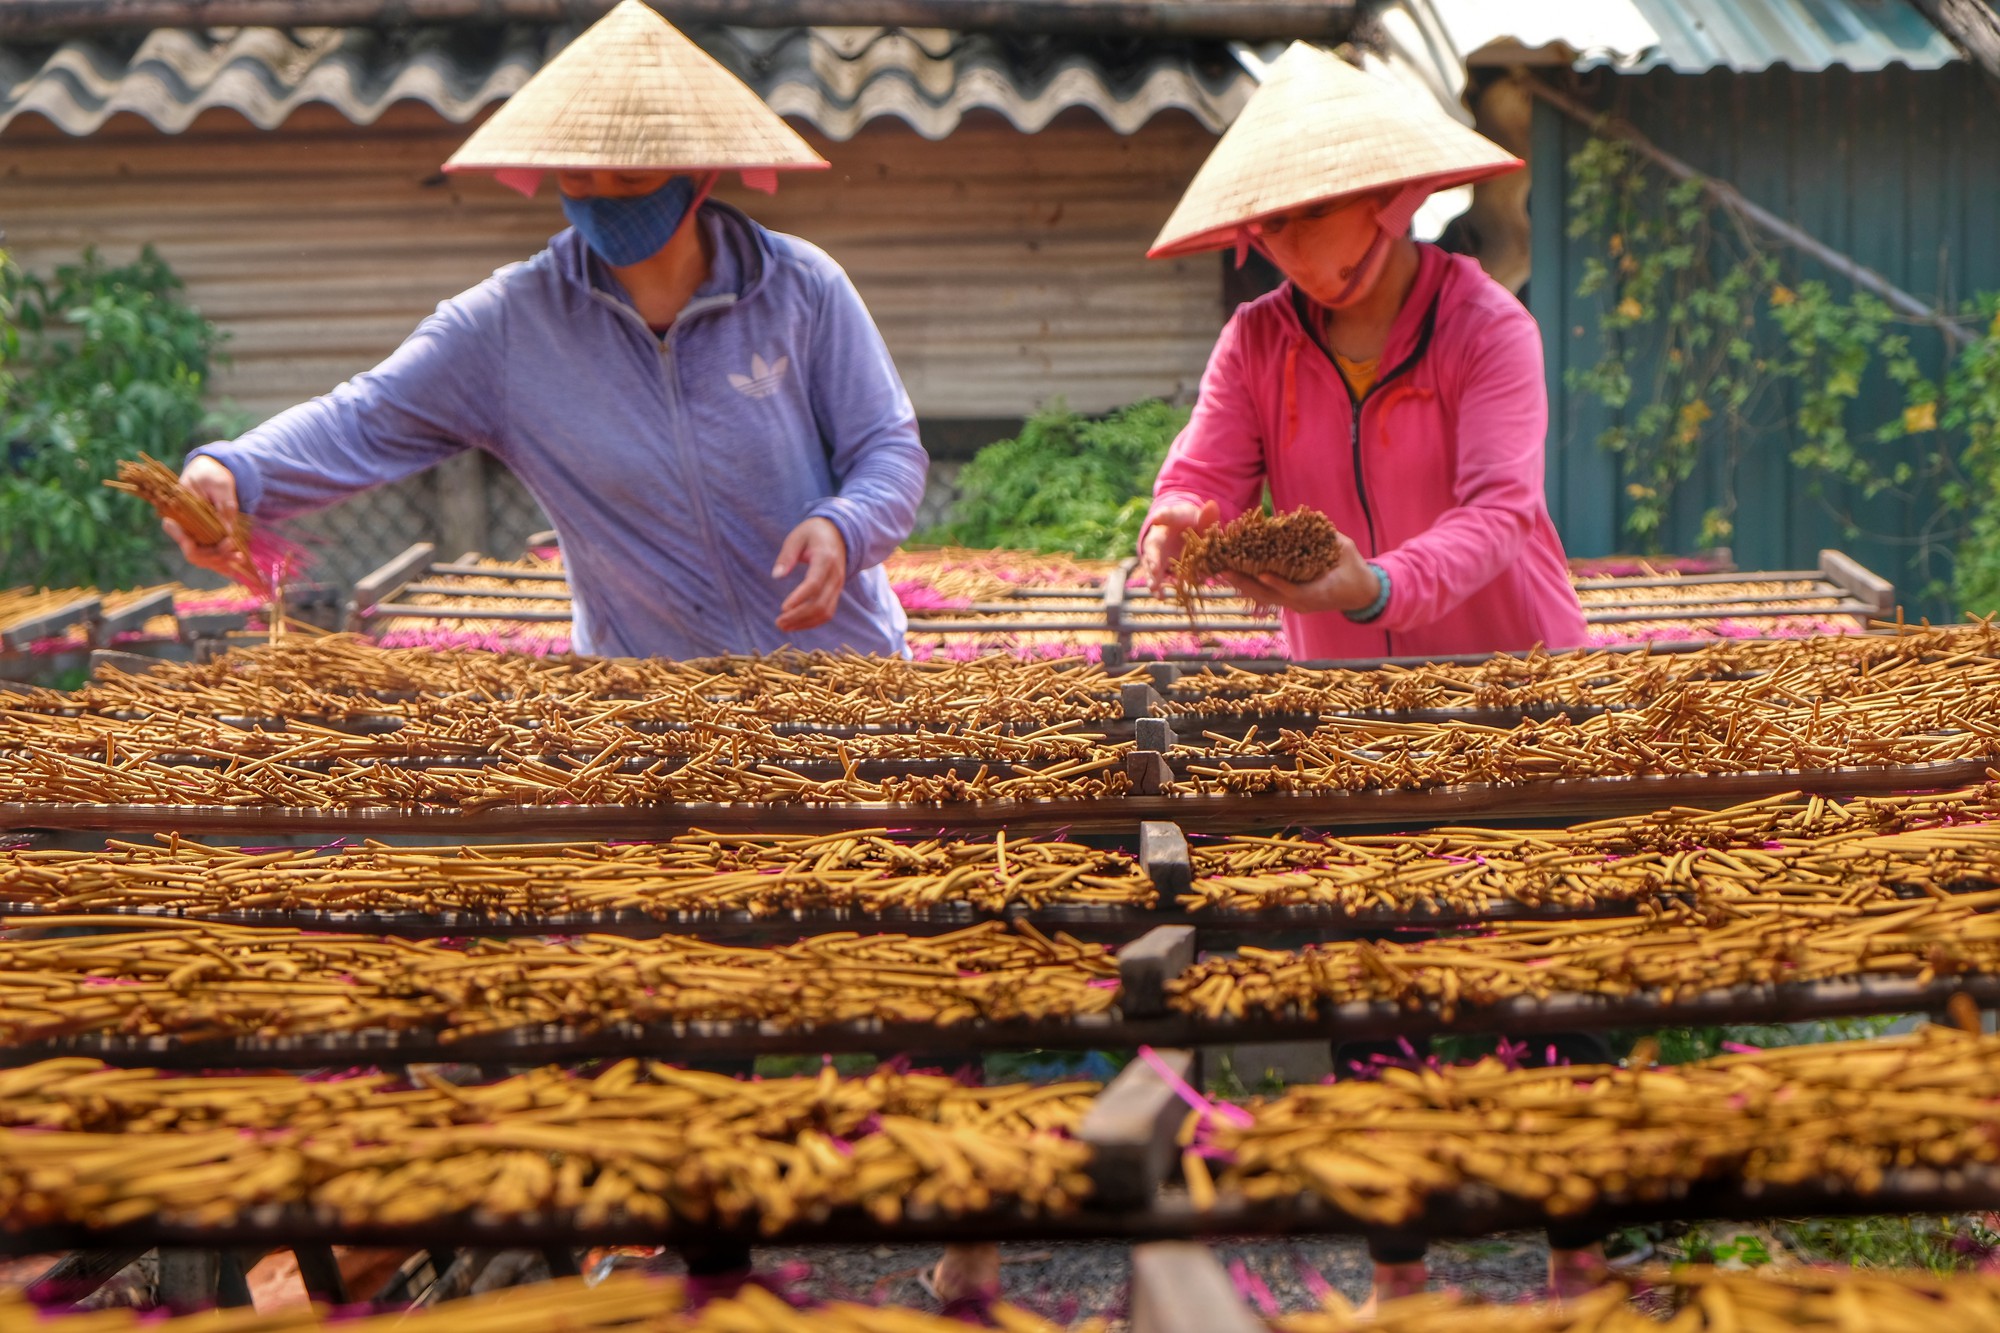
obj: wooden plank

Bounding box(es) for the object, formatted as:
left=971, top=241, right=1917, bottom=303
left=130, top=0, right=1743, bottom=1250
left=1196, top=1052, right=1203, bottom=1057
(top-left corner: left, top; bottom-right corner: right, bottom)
left=8, top=755, right=1997, bottom=840
left=1574, top=588, right=1848, bottom=612
left=426, top=564, right=569, bottom=581
left=12, top=1163, right=2000, bottom=1256
left=1080, top=1049, right=1201, bottom=1211
left=345, top=542, right=434, bottom=629
left=1118, top=925, right=1197, bottom=1019
left=368, top=603, right=575, bottom=623
left=1820, top=549, right=1897, bottom=615
left=95, top=586, right=178, bottom=640
left=292, top=1244, right=348, bottom=1305
left=1583, top=601, right=1877, bottom=626
left=1139, top=821, right=1193, bottom=898
left=400, top=583, right=575, bottom=601
left=0, top=594, right=101, bottom=651
left=1131, top=1242, right=1266, bottom=1333
left=3, top=971, right=1996, bottom=1075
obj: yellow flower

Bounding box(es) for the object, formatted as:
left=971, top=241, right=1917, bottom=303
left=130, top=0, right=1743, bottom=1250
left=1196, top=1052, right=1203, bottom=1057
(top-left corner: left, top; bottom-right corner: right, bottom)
left=1770, top=285, right=1796, bottom=307
left=1676, top=399, right=1712, bottom=443
left=1609, top=233, right=1624, bottom=256
left=1626, top=483, right=1656, bottom=500
left=1904, top=401, right=1939, bottom=434
left=1616, top=297, right=1645, bottom=321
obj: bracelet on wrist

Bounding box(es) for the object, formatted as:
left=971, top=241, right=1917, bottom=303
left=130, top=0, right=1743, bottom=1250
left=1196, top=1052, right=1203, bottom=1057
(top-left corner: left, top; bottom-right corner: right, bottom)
left=1343, top=562, right=1391, bottom=624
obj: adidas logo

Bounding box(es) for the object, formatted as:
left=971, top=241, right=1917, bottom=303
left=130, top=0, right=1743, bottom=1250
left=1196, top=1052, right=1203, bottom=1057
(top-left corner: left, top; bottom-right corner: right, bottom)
left=729, top=353, right=790, bottom=399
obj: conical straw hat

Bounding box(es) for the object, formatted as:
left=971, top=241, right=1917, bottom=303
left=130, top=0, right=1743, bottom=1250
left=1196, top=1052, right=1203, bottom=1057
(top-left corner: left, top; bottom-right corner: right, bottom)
left=1149, top=42, right=1520, bottom=259
left=444, top=0, right=826, bottom=179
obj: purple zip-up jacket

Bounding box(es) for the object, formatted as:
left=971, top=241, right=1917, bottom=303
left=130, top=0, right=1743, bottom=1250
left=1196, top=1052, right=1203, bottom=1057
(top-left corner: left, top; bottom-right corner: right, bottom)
left=194, top=203, right=928, bottom=658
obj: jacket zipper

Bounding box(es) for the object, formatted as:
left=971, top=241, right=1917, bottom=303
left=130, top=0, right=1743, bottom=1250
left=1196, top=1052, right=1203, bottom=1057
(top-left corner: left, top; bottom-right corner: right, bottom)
left=657, top=335, right=758, bottom=649
left=1291, top=286, right=1443, bottom=659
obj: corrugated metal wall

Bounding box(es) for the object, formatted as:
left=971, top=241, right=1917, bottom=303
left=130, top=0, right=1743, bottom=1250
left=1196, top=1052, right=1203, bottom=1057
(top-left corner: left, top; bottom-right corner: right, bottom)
left=1530, top=64, right=2000, bottom=612
left=2, top=101, right=1222, bottom=585
left=1, top=102, right=1222, bottom=423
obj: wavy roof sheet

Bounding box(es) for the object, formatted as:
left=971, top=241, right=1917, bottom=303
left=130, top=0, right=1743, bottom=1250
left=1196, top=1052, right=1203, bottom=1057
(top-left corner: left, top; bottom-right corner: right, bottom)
left=1612, top=0, right=1957, bottom=73
left=0, top=22, right=1251, bottom=137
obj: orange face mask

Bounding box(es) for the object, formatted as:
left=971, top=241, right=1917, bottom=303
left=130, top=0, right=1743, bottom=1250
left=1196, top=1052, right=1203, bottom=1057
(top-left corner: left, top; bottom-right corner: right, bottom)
left=1257, top=198, right=1393, bottom=308
left=1242, top=184, right=1431, bottom=309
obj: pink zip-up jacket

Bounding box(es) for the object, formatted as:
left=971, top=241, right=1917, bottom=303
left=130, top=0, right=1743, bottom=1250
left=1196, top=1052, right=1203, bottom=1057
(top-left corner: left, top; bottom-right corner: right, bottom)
left=1148, top=243, right=1587, bottom=661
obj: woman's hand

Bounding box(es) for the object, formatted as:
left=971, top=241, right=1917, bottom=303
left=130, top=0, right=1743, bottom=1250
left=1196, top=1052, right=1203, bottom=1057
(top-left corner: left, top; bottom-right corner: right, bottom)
left=166, top=455, right=247, bottom=578
left=772, top=516, right=848, bottom=633
left=1225, top=532, right=1381, bottom=615
left=1139, top=498, right=1221, bottom=590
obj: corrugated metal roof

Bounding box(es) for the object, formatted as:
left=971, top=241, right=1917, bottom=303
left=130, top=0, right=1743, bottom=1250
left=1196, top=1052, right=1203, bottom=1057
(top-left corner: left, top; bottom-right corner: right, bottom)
left=1610, top=0, right=1958, bottom=72
left=0, top=22, right=1250, bottom=137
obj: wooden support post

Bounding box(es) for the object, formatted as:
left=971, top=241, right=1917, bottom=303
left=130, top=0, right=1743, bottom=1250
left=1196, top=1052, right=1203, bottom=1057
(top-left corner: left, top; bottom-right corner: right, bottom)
left=1118, top=925, right=1196, bottom=1019
left=25, top=1248, right=150, bottom=1306
left=1819, top=549, right=1896, bottom=617
left=156, top=1250, right=221, bottom=1314
left=1121, top=680, right=1162, bottom=721
left=1079, top=1049, right=1200, bottom=1210
left=1140, top=821, right=1193, bottom=898
left=1105, top=558, right=1136, bottom=663
left=293, top=1244, right=349, bottom=1306
left=216, top=1251, right=257, bottom=1309
left=345, top=541, right=436, bottom=631
left=1130, top=1242, right=1267, bottom=1333
left=1125, top=716, right=1177, bottom=796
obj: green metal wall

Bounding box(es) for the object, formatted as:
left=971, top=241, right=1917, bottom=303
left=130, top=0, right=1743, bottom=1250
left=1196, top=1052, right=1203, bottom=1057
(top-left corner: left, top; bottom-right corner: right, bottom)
left=1528, top=64, right=2000, bottom=611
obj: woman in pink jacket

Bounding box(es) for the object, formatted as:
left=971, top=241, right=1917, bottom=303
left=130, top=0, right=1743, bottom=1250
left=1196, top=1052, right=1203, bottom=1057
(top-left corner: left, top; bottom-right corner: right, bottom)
left=1140, top=43, right=1587, bottom=660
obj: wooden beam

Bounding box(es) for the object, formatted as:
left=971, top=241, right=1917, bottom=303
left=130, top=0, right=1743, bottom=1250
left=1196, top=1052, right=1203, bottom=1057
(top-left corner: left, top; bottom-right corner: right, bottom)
left=1820, top=549, right=1897, bottom=617
left=1131, top=1242, right=1267, bottom=1333
left=1527, top=79, right=1977, bottom=352
left=1117, top=924, right=1196, bottom=1019
left=0, top=0, right=1355, bottom=39
left=1079, top=1049, right=1200, bottom=1210
left=346, top=541, right=435, bottom=630
left=1908, top=0, right=2000, bottom=84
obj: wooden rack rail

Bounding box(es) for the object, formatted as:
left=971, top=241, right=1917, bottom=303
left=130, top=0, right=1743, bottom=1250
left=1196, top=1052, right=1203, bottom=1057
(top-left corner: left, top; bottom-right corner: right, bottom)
left=346, top=545, right=1898, bottom=663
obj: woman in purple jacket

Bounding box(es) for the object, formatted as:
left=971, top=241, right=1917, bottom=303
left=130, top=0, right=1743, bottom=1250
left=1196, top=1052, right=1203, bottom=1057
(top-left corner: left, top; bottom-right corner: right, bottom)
left=168, top=0, right=927, bottom=658
left=167, top=1, right=976, bottom=1315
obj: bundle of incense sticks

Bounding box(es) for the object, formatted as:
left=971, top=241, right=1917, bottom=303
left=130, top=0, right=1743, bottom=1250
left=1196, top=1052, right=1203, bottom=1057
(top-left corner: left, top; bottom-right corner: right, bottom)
left=105, top=453, right=304, bottom=595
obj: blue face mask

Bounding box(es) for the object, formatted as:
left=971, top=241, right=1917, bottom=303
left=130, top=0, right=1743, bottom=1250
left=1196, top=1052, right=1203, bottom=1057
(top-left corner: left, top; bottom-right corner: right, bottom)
left=561, top=175, right=701, bottom=267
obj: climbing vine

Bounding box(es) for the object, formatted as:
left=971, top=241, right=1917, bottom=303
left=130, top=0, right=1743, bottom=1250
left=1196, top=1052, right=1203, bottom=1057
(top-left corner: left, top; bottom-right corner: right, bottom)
left=1564, top=133, right=1999, bottom=609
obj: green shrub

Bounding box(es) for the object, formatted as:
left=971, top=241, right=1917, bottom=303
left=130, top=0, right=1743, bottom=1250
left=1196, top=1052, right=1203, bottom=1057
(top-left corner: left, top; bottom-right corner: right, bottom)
left=0, top=246, right=229, bottom=588
left=921, top=399, right=1191, bottom=559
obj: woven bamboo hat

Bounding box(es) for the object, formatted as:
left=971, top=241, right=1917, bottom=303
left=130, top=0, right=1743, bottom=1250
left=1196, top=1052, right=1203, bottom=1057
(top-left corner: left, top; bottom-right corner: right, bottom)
left=444, top=0, right=825, bottom=194
left=1149, top=41, right=1520, bottom=259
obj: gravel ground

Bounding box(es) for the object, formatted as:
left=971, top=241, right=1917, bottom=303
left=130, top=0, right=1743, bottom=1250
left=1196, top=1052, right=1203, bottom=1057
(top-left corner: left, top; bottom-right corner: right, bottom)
left=650, top=1235, right=1553, bottom=1322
